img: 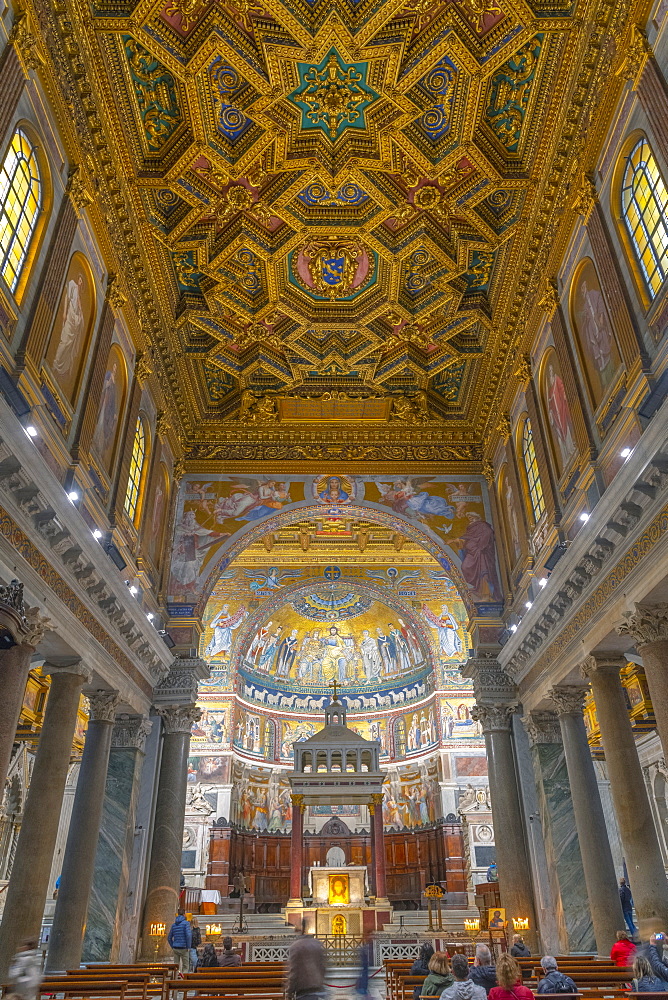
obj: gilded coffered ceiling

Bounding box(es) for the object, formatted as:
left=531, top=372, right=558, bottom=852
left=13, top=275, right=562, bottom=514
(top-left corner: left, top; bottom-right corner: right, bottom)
left=30, top=0, right=640, bottom=461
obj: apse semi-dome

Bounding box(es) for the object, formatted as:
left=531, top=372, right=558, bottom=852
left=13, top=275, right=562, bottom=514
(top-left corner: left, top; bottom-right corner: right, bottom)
left=231, top=582, right=435, bottom=710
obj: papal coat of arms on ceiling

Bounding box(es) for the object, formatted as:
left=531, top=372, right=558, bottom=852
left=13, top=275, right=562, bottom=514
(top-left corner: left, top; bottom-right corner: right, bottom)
left=292, top=238, right=374, bottom=300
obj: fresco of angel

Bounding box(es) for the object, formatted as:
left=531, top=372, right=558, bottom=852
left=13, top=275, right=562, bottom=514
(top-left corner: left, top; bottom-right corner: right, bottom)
left=422, top=604, right=463, bottom=658
left=244, top=567, right=302, bottom=592
left=212, top=478, right=293, bottom=523
left=364, top=567, right=421, bottom=590
left=374, top=477, right=455, bottom=522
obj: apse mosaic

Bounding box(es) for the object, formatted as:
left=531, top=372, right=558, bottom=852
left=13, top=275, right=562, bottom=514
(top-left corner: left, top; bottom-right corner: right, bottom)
left=169, top=473, right=499, bottom=608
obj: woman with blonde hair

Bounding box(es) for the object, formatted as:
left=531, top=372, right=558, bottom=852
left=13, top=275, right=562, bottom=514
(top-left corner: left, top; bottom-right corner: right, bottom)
left=488, top=954, right=533, bottom=1000
left=631, top=955, right=668, bottom=992
left=422, top=952, right=455, bottom=996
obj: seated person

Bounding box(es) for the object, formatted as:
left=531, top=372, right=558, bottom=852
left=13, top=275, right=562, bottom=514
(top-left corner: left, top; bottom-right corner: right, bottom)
left=412, top=943, right=436, bottom=1000
left=510, top=934, right=531, bottom=959
left=489, top=954, right=533, bottom=1000
left=648, top=933, right=668, bottom=981
left=440, top=953, right=487, bottom=1000
left=197, top=943, right=219, bottom=969
left=536, top=957, right=577, bottom=994
left=470, top=945, right=497, bottom=995
left=610, top=930, right=636, bottom=968
left=219, top=936, right=242, bottom=967
left=422, top=953, right=455, bottom=996
left=632, top=955, right=668, bottom=992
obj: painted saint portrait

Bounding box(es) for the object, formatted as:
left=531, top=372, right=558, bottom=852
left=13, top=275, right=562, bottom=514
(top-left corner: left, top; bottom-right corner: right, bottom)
left=45, top=253, right=96, bottom=404
left=570, top=258, right=623, bottom=409
left=329, top=874, right=350, bottom=906
left=541, top=347, right=576, bottom=474
left=90, top=343, right=127, bottom=474
left=146, top=463, right=169, bottom=566
left=488, top=907, right=506, bottom=929
left=499, top=466, right=521, bottom=563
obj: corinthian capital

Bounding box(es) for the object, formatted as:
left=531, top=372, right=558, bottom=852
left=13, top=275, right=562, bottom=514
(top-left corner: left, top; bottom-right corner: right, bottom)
left=462, top=655, right=517, bottom=702
left=157, top=704, right=201, bottom=734
left=548, top=685, right=588, bottom=716
left=580, top=652, right=626, bottom=680
left=522, top=711, right=562, bottom=747
left=88, top=689, right=121, bottom=723
left=0, top=580, right=51, bottom=647
left=617, top=603, right=668, bottom=648
left=471, top=702, right=517, bottom=733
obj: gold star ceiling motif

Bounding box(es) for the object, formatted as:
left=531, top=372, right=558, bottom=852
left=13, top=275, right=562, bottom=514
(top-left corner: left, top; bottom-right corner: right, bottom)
left=33, top=0, right=639, bottom=459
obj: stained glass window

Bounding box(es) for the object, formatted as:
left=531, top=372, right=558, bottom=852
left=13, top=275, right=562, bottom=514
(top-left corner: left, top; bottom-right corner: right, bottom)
left=124, top=417, right=146, bottom=523
left=522, top=417, right=545, bottom=522
left=621, top=138, right=668, bottom=299
left=0, top=130, right=42, bottom=293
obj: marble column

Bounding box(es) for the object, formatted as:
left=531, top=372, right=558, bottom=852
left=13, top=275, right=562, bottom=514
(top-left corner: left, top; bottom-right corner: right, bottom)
left=523, top=710, right=594, bottom=953
left=0, top=581, right=50, bottom=790
left=618, top=604, right=668, bottom=756
left=370, top=793, right=387, bottom=902
left=581, top=654, right=668, bottom=933
left=83, top=715, right=152, bottom=962
left=549, top=686, right=626, bottom=955
left=474, top=702, right=538, bottom=950
left=369, top=803, right=376, bottom=896
left=289, top=794, right=304, bottom=904
left=139, top=704, right=200, bottom=959
left=46, top=690, right=120, bottom=971
left=0, top=660, right=90, bottom=977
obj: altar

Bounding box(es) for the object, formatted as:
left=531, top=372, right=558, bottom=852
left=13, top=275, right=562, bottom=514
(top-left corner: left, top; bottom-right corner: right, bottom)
left=286, top=690, right=392, bottom=933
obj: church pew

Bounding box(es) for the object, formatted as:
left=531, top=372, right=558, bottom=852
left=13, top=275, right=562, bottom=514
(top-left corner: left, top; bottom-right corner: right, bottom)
left=164, top=982, right=284, bottom=1000
left=57, top=974, right=153, bottom=1000
left=37, top=980, right=131, bottom=1000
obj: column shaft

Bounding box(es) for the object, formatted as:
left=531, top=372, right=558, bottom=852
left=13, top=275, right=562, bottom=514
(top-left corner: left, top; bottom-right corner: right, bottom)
left=139, top=708, right=197, bottom=959
left=372, top=798, right=387, bottom=901
left=550, top=689, right=624, bottom=955
left=47, top=693, right=119, bottom=971
left=0, top=642, right=34, bottom=789
left=0, top=664, right=88, bottom=976
left=289, top=797, right=303, bottom=902
left=481, top=710, right=537, bottom=950
left=583, top=656, right=668, bottom=933
left=369, top=806, right=376, bottom=896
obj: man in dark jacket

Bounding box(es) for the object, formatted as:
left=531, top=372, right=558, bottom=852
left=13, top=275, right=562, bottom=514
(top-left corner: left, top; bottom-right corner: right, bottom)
left=219, top=936, right=242, bottom=968
left=510, top=935, right=531, bottom=958
left=286, top=925, right=326, bottom=998
left=167, top=910, right=192, bottom=972
left=536, top=957, right=577, bottom=994
left=470, top=945, right=496, bottom=995
left=619, top=879, right=637, bottom=935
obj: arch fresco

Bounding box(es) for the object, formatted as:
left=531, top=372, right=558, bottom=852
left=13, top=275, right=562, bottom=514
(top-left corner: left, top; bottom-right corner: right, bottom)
left=167, top=474, right=501, bottom=618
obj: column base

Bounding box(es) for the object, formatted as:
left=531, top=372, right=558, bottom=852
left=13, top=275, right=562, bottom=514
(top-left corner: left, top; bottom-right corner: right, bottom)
left=286, top=898, right=304, bottom=907
left=373, top=897, right=390, bottom=907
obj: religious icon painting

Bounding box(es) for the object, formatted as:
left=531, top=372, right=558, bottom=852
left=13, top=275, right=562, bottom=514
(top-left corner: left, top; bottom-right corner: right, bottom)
left=328, top=874, right=350, bottom=906
left=569, top=257, right=623, bottom=410
left=488, top=906, right=506, bottom=930
left=312, top=474, right=356, bottom=504
left=90, top=342, right=128, bottom=474
left=539, top=346, right=577, bottom=476
left=44, top=252, right=96, bottom=405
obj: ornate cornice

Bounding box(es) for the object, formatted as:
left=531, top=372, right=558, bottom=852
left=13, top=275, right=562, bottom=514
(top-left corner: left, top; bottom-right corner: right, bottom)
left=112, top=714, right=152, bottom=751
left=157, top=704, right=201, bottom=735
left=548, top=685, right=588, bottom=716
left=88, top=689, right=121, bottom=723
left=522, top=710, right=562, bottom=747
left=618, top=603, right=668, bottom=648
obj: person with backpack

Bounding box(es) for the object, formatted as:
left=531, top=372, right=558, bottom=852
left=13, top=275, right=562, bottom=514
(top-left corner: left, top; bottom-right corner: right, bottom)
left=439, top=953, right=487, bottom=1000
left=488, top=954, right=533, bottom=1000
left=536, top=957, right=577, bottom=994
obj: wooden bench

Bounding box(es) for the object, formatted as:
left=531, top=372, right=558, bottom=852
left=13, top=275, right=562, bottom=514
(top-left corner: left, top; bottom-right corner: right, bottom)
left=38, top=980, right=131, bottom=1000
left=164, top=980, right=284, bottom=1000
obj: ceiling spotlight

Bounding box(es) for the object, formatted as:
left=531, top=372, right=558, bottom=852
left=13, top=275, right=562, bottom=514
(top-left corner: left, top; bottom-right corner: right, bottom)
left=67, top=490, right=79, bottom=502
left=579, top=512, right=590, bottom=522
left=129, top=585, right=138, bottom=595
left=510, top=624, right=518, bottom=633
left=92, top=529, right=103, bottom=539
left=621, top=447, right=631, bottom=459
left=146, top=612, right=155, bottom=621
left=25, top=425, right=37, bottom=438
left=538, top=577, right=548, bottom=588
left=525, top=600, right=533, bottom=609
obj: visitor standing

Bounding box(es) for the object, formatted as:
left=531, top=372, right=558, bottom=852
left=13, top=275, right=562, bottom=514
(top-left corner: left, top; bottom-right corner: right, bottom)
left=440, top=954, right=487, bottom=1000
left=619, top=879, right=636, bottom=935
left=488, top=954, right=533, bottom=1000
left=286, top=923, right=326, bottom=1000
left=610, top=931, right=636, bottom=967
left=167, top=909, right=192, bottom=973
left=7, top=937, right=42, bottom=1000
left=190, top=917, right=201, bottom=971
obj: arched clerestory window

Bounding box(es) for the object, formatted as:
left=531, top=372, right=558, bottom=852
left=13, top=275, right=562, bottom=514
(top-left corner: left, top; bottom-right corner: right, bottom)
left=124, top=416, right=147, bottom=524
left=0, top=129, right=42, bottom=293
left=521, top=417, right=545, bottom=523
left=621, top=137, right=668, bottom=300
